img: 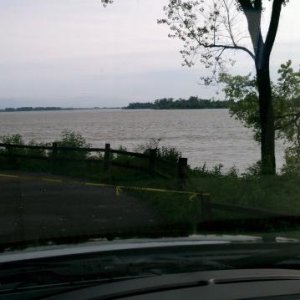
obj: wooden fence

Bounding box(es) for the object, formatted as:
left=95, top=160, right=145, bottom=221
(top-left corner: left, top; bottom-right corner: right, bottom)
left=1, top=143, right=292, bottom=223
left=0, top=142, right=296, bottom=236
left=0, top=142, right=188, bottom=185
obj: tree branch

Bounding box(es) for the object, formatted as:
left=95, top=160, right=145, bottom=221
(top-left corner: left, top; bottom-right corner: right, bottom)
left=223, top=0, right=237, bottom=46
left=264, top=0, right=284, bottom=61
left=174, top=4, right=255, bottom=62
left=206, top=43, right=255, bottom=60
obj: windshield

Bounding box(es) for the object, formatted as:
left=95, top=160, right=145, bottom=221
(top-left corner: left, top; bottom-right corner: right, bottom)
left=1, top=0, right=300, bottom=297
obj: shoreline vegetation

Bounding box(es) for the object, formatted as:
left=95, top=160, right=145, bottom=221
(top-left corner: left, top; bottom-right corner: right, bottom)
left=0, top=107, right=121, bottom=112
left=0, top=97, right=229, bottom=112
left=124, top=97, right=230, bottom=109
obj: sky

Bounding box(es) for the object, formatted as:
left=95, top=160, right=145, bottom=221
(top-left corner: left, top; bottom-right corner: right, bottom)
left=0, top=0, right=299, bottom=108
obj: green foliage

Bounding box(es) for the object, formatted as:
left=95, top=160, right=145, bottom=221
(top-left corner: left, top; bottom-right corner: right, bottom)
left=157, top=145, right=182, bottom=162
left=219, top=73, right=257, bottom=102
left=55, top=129, right=90, bottom=149
left=242, top=161, right=262, bottom=178
left=1, top=134, right=24, bottom=145
left=219, top=72, right=261, bottom=141
left=135, top=138, right=161, bottom=152
left=0, top=131, right=91, bottom=173
left=112, top=145, right=133, bottom=164
left=54, top=130, right=91, bottom=160
left=0, top=134, right=49, bottom=171
left=136, top=138, right=182, bottom=163
left=27, top=140, right=49, bottom=157
left=188, top=173, right=300, bottom=218
left=274, top=60, right=300, bottom=141
left=0, top=134, right=25, bottom=156
left=0, top=132, right=182, bottom=182
left=226, top=166, right=239, bottom=178
left=193, top=163, right=236, bottom=177
left=212, top=164, right=224, bottom=176
left=220, top=60, right=300, bottom=173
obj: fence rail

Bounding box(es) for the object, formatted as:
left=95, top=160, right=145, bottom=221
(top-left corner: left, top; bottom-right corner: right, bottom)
left=0, top=142, right=105, bottom=152
left=0, top=142, right=188, bottom=184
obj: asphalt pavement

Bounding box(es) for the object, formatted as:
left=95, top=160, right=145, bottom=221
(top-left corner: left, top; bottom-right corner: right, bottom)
left=0, top=172, right=165, bottom=246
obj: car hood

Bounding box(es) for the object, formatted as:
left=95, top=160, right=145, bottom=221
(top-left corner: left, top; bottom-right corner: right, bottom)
left=0, top=234, right=266, bottom=263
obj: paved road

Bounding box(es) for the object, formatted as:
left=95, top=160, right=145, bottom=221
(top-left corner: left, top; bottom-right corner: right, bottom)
left=0, top=172, right=165, bottom=246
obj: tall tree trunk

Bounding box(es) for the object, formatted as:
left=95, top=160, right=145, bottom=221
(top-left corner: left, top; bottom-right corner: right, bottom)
left=256, top=65, right=276, bottom=175
left=240, top=0, right=284, bottom=175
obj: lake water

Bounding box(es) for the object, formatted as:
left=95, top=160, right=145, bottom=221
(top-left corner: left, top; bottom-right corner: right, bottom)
left=0, top=109, right=285, bottom=172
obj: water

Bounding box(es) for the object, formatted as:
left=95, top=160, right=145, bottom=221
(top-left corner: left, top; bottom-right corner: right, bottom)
left=0, top=109, right=285, bottom=172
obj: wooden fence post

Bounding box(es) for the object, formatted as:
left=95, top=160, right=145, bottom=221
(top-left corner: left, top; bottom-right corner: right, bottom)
left=177, top=157, right=188, bottom=189
left=52, top=142, right=58, bottom=172
left=6, top=144, right=17, bottom=169
left=104, top=143, right=111, bottom=171
left=201, top=193, right=212, bottom=222
left=149, top=149, right=157, bottom=173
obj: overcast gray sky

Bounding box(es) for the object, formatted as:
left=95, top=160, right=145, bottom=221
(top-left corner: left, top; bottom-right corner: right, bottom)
left=0, top=0, right=299, bottom=108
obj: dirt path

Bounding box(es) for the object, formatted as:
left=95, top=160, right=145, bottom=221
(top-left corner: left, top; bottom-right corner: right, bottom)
left=0, top=172, right=165, bottom=246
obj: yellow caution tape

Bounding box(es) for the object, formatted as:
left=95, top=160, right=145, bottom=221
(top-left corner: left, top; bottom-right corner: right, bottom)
left=0, top=173, right=19, bottom=178
left=85, top=182, right=114, bottom=188
left=114, top=185, right=206, bottom=199
left=116, top=186, right=122, bottom=197
left=42, top=178, right=62, bottom=183
left=0, top=172, right=209, bottom=199
left=188, top=193, right=198, bottom=201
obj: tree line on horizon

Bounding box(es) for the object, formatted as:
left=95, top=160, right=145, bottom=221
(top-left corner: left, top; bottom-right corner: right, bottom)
left=125, top=97, right=230, bottom=110
left=0, top=107, right=68, bottom=112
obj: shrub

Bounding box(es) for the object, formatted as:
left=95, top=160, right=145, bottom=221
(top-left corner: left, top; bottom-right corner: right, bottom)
left=226, top=166, right=239, bottom=177
left=54, top=130, right=91, bottom=160
left=193, top=163, right=226, bottom=177
left=242, top=161, right=262, bottom=177
left=136, top=138, right=182, bottom=163
left=0, top=134, right=25, bottom=155
left=55, top=129, right=90, bottom=148
left=27, top=140, right=49, bottom=157
left=281, top=146, right=300, bottom=175
left=157, top=146, right=182, bottom=162
left=1, top=134, right=24, bottom=145
left=135, top=138, right=161, bottom=153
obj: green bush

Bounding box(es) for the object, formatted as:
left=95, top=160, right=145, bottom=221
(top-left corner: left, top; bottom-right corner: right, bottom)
left=113, top=145, right=130, bottom=161
left=242, top=161, right=262, bottom=177
left=1, top=134, right=24, bottom=145
left=136, top=138, right=182, bottom=163
left=0, top=134, right=25, bottom=156
left=54, top=130, right=91, bottom=161
left=157, top=145, right=182, bottom=162
left=193, top=163, right=226, bottom=177
left=281, top=146, right=300, bottom=175
left=27, top=140, right=49, bottom=157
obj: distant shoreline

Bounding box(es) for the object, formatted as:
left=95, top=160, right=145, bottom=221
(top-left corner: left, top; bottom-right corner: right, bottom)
left=0, top=97, right=230, bottom=112
left=0, top=107, right=231, bottom=113
left=0, top=107, right=122, bottom=112
left=124, top=97, right=230, bottom=110
left=123, top=107, right=228, bottom=110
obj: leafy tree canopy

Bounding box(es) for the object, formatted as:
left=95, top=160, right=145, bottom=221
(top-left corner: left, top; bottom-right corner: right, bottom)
left=220, top=60, right=300, bottom=171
